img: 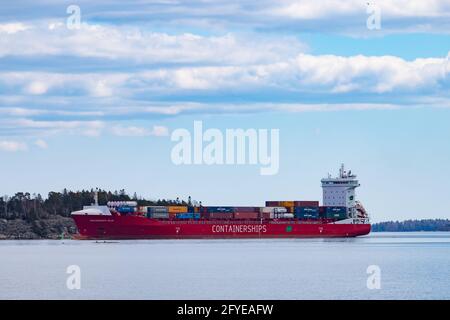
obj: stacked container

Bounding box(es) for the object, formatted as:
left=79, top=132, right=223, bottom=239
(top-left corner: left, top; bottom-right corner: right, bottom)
left=265, top=201, right=295, bottom=213
left=260, top=207, right=273, bottom=219
left=294, top=207, right=319, bottom=219
left=233, top=212, right=258, bottom=219
left=208, top=212, right=234, bottom=219
left=280, top=201, right=294, bottom=207
left=319, top=206, right=326, bottom=218
left=324, top=206, right=347, bottom=219
left=260, top=207, right=289, bottom=219
left=234, top=207, right=260, bottom=212
left=293, top=201, right=320, bottom=220
left=147, top=206, right=169, bottom=219
left=168, top=206, right=188, bottom=213
left=206, top=207, right=235, bottom=213
left=200, top=206, right=235, bottom=219
left=294, top=201, right=319, bottom=207
left=273, top=212, right=294, bottom=219
left=116, top=206, right=135, bottom=214
left=176, top=213, right=200, bottom=219
left=138, top=206, right=148, bottom=213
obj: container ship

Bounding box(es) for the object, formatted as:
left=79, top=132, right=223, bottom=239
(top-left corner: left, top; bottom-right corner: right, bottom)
left=71, top=165, right=370, bottom=239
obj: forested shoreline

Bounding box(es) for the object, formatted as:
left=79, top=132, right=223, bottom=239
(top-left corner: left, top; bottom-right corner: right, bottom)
left=371, top=219, right=450, bottom=232
left=0, top=190, right=448, bottom=239
left=0, top=189, right=186, bottom=239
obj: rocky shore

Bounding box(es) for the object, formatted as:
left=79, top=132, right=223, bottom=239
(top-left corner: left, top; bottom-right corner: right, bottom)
left=0, top=216, right=77, bottom=240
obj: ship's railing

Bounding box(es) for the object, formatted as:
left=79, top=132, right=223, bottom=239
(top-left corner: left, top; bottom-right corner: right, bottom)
left=353, top=218, right=370, bottom=224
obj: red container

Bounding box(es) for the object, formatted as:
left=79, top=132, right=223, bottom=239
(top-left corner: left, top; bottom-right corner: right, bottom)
left=234, top=212, right=258, bottom=219
left=319, top=206, right=326, bottom=215
left=265, top=201, right=280, bottom=207
left=209, top=212, right=233, bottom=219
left=261, top=212, right=271, bottom=219
left=294, top=201, right=319, bottom=207
left=234, top=207, right=260, bottom=212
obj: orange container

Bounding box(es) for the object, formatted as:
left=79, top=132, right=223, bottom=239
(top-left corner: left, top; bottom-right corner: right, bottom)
left=280, top=201, right=294, bottom=207
left=168, top=206, right=188, bottom=213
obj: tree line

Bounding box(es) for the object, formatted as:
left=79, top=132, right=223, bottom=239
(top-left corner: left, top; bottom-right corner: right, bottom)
left=371, top=219, right=450, bottom=232
left=0, top=189, right=188, bottom=221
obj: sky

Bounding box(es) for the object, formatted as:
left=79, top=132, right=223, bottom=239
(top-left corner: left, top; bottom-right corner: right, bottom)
left=1, top=0, right=450, bottom=222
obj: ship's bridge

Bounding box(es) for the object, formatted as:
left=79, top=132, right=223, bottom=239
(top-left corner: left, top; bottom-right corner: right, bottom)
left=321, top=164, right=360, bottom=218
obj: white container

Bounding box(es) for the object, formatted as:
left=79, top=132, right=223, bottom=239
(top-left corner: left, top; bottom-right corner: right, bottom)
left=107, top=201, right=138, bottom=207
left=274, top=213, right=294, bottom=219
left=260, top=207, right=287, bottom=213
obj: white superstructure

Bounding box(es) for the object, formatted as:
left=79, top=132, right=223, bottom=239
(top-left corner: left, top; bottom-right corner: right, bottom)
left=321, top=164, right=360, bottom=219
left=71, top=189, right=112, bottom=216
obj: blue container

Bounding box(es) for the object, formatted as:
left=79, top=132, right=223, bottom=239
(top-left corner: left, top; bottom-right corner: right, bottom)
left=325, top=207, right=346, bottom=213
left=294, top=206, right=319, bottom=219
left=176, top=213, right=200, bottom=219
left=117, top=206, right=134, bottom=213
left=206, top=207, right=235, bottom=213
left=324, top=206, right=347, bottom=219
left=294, top=207, right=319, bottom=214
left=149, top=212, right=169, bottom=219
left=147, top=206, right=168, bottom=213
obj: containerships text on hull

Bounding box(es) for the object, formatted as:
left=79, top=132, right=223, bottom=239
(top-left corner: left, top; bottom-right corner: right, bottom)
left=71, top=165, right=371, bottom=239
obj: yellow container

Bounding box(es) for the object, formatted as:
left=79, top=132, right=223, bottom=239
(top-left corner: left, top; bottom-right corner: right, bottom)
left=280, top=201, right=294, bottom=207
left=168, top=206, right=188, bottom=213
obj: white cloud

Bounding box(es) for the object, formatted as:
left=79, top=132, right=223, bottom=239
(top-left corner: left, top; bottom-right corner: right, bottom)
left=151, top=126, right=169, bottom=137
left=0, top=72, right=129, bottom=98
left=0, top=21, right=305, bottom=64
left=111, top=125, right=169, bottom=137
left=293, top=54, right=450, bottom=93
left=64, top=1, right=450, bottom=34
left=0, top=119, right=105, bottom=137
left=267, top=0, right=450, bottom=25
left=0, top=140, right=27, bottom=152
left=0, top=52, right=449, bottom=102
left=1, top=3, right=449, bottom=143
left=10, top=119, right=103, bottom=130
left=270, top=0, right=362, bottom=19
left=0, top=107, right=46, bottom=117
left=0, top=23, right=30, bottom=34
left=111, top=125, right=151, bottom=137
left=25, top=81, right=49, bottom=95
left=35, top=139, right=48, bottom=149
left=90, top=81, right=114, bottom=97
left=139, top=53, right=450, bottom=93
left=0, top=107, right=104, bottom=117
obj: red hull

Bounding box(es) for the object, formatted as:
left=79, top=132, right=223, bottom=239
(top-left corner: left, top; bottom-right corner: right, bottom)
left=72, top=215, right=371, bottom=239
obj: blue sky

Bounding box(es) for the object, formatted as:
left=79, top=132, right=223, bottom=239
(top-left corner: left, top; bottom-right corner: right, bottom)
left=1, top=0, right=450, bottom=222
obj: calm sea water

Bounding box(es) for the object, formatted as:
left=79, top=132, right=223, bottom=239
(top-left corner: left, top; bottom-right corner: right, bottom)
left=1, top=232, right=449, bottom=300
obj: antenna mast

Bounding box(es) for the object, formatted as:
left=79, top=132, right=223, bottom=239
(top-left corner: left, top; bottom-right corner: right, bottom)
left=94, top=188, right=99, bottom=206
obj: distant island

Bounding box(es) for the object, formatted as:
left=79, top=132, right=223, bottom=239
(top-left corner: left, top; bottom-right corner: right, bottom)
left=371, top=219, right=450, bottom=232
left=0, top=190, right=449, bottom=239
